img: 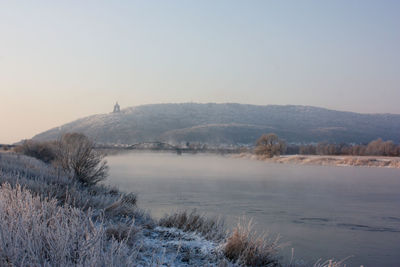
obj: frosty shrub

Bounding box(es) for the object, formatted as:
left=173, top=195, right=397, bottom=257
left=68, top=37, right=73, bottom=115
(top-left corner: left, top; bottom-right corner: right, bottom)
left=224, top=219, right=281, bottom=267
left=0, top=183, right=138, bottom=266
left=15, top=133, right=108, bottom=186
left=159, top=210, right=226, bottom=241
left=55, top=133, right=108, bottom=185
left=14, top=140, right=57, bottom=163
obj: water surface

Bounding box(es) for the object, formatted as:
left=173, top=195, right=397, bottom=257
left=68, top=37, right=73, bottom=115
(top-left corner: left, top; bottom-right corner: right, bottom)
left=106, top=152, right=400, bottom=266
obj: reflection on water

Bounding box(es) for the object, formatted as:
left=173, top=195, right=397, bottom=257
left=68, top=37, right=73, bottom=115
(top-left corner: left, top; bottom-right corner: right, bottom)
left=106, top=152, right=400, bottom=267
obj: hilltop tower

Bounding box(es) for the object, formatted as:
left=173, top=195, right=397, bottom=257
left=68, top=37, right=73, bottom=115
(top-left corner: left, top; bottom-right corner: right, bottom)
left=113, top=102, right=120, bottom=113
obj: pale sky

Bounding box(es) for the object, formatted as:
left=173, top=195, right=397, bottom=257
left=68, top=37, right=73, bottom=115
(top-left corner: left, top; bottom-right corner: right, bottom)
left=1, top=1, right=400, bottom=143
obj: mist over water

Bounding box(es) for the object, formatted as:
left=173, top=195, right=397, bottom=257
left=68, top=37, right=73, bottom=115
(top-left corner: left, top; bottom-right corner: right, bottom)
left=106, top=152, right=400, bottom=267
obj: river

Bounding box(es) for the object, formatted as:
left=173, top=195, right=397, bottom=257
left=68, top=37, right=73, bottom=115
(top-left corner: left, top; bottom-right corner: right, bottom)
left=106, top=152, right=400, bottom=267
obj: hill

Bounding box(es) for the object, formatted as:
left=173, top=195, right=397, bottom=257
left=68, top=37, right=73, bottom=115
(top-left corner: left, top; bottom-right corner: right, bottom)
left=32, top=103, right=400, bottom=145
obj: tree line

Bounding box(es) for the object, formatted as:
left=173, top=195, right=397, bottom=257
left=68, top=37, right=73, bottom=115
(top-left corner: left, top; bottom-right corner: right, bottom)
left=256, top=134, right=400, bottom=157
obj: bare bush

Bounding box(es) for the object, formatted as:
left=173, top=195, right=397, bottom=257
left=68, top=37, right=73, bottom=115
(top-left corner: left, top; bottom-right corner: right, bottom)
left=223, top=219, right=281, bottom=267
left=0, top=145, right=10, bottom=151
left=55, top=133, right=108, bottom=185
left=159, top=210, right=226, bottom=241
left=14, top=140, right=57, bottom=163
left=14, top=133, right=108, bottom=185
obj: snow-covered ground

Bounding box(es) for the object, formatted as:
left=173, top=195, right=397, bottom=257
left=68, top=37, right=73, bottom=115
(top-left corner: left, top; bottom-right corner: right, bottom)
left=138, top=227, right=224, bottom=266
left=236, top=153, right=400, bottom=169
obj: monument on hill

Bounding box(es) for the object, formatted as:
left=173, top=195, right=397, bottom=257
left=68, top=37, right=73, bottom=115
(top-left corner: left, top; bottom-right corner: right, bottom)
left=113, top=102, right=120, bottom=113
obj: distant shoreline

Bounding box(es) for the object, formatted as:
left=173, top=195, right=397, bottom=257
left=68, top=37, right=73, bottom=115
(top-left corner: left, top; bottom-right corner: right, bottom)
left=235, top=153, right=400, bottom=169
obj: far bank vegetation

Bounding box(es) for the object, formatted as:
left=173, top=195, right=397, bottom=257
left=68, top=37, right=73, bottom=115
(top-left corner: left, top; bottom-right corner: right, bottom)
left=290, top=138, right=400, bottom=157
left=254, top=133, right=400, bottom=157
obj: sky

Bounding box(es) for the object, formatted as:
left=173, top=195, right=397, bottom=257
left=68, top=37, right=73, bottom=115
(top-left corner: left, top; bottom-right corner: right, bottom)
left=1, top=1, right=400, bottom=143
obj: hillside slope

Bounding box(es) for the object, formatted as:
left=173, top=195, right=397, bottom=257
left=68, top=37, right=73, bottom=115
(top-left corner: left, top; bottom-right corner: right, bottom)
left=32, top=103, right=400, bottom=145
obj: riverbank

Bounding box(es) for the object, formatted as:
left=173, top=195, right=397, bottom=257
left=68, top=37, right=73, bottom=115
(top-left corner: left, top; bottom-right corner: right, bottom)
left=1, top=152, right=296, bottom=266
left=0, top=152, right=230, bottom=266
left=236, top=153, right=400, bottom=169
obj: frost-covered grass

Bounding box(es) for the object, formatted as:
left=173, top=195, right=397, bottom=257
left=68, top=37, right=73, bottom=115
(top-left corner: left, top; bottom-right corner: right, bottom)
left=159, top=211, right=285, bottom=267
left=0, top=183, right=138, bottom=266
left=0, top=153, right=146, bottom=266
left=0, top=152, right=145, bottom=222
left=159, top=210, right=226, bottom=242
left=313, top=258, right=352, bottom=267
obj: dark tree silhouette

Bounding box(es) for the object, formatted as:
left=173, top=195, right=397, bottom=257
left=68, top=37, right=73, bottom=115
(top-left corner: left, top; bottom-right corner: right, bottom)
left=255, top=133, right=286, bottom=158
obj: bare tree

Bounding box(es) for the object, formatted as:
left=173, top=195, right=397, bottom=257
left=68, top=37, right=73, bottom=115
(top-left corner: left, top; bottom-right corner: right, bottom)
left=382, top=140, right=396, bottom=156
left=366, top=138, right=383, bottom=155
left=56, top=133, right=108, bottom=185
left=299, top=144, right=316, bottom=155
left=255, top=133, right=286, bottom=158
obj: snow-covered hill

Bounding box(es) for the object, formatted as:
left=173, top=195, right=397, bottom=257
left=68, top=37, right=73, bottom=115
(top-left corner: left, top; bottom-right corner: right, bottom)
left=32, top=103, right=400, bottom=145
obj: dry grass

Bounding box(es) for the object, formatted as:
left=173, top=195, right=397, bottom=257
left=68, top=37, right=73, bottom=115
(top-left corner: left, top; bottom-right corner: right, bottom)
left=105, top=222, right=141, bottom=246
left=159, top=211, right=285, bottom=266
left=104, top=192, right=137, bottom=218
left=313, top=257, right=351, bottom=267
left=223, top=219, right=281, bottom=267
left=159, top=210, right=226, bottom=241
